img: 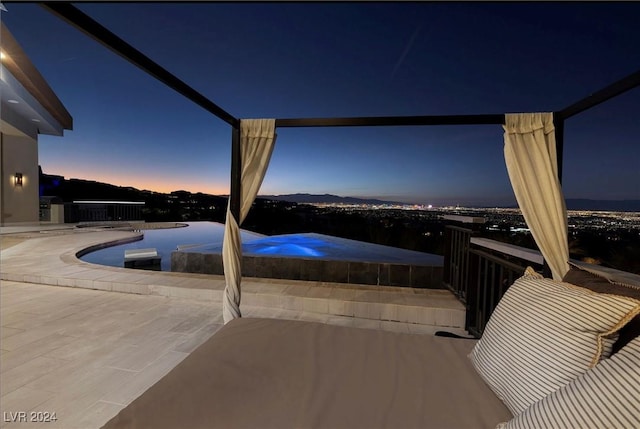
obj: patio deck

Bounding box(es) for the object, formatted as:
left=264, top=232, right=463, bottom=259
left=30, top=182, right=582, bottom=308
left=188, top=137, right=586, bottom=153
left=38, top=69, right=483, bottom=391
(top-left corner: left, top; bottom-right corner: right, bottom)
left=0, top=225, right=465, bottom=428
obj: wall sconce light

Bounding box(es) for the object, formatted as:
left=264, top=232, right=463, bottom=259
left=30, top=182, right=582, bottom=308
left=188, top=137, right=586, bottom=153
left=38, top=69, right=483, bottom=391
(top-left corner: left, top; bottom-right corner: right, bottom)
left=14, top=173, right=23, bottom=187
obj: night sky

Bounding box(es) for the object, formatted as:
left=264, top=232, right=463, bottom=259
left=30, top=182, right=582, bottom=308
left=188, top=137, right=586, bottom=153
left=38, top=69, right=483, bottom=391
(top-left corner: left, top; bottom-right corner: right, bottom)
left=2, top=2, right=639, bottom=206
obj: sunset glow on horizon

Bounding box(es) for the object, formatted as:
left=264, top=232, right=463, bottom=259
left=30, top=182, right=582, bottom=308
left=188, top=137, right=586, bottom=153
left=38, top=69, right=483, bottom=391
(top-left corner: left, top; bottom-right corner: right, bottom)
left=40, top=163, right=230, bottom=195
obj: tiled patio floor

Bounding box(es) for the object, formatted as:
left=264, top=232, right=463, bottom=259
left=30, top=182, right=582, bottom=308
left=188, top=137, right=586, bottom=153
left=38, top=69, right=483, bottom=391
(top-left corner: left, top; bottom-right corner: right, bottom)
left=0, top=224, right=467, bottom=428
left=1, top=280, right=222, bottom=428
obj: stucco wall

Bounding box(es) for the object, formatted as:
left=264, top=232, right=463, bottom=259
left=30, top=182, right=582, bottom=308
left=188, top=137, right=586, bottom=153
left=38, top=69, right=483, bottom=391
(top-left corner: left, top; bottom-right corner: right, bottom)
left=50, top=204, right=65, bottom=224
left=1, top=132, right=39, bottom=225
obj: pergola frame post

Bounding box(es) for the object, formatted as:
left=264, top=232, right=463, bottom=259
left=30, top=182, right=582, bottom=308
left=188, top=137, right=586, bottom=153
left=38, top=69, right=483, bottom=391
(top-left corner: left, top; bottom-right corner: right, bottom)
left=230, top=126, right=241, bottom=221
left=41, top=2, right=640, bottom=286
left=553, top=113, right=565, bottom=184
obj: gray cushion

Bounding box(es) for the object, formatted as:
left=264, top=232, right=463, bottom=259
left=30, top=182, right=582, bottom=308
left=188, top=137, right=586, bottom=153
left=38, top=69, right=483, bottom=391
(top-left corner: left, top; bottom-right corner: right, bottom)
left=102, top=318, right=512, bottom=429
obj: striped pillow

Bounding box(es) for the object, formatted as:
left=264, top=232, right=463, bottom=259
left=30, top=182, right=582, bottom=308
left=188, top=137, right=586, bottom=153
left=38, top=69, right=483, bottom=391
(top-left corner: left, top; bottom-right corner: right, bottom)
left=469, top=268, right=640, bottom=415
left=497, top=336, right=640, bottom=429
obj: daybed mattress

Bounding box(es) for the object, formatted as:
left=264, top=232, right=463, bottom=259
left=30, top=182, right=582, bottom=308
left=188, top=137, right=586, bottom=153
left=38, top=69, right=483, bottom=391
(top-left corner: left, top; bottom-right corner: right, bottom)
left=102, top=318, right=511, bottom=429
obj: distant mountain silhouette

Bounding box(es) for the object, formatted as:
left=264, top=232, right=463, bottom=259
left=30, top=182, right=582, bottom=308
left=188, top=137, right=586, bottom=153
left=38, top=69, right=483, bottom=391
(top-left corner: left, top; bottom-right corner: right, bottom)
left=564, top=199, right=640, bottom=212
left=39, top=170, right=228, bottom=205
left=258, top=193, right=407, bottom=206
left=260, top=195, right=640, bottom=211
left=39, top=169, right=639, bottom=212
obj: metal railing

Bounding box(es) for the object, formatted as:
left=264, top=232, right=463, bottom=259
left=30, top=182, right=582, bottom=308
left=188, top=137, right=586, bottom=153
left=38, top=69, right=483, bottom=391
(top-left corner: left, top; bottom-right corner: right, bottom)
left=466, top=247, right=531, bottom=337
left=443, top=225, right=475, bottom=303
left=443, top=221, right=546, bottom=337
left=63, top=202, right=144, bottom=223
left=442, top=216, right=486, bottom=302
left=466, top=239, right=544, bottom=337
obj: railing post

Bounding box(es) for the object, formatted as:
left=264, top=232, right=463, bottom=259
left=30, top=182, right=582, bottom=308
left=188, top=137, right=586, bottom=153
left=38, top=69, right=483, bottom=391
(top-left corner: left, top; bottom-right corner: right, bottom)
left=443, top=225, right=452, bottom=285
left=465, top=248, right=480, bottom=333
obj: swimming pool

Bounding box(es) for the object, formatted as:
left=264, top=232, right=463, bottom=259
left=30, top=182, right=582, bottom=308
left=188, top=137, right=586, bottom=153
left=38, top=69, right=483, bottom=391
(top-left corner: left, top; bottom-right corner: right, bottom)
left=80, top=222, right=444, bottom=287
left=174, top=233, right=444, bottom=288
left=79, top=221, right=264, bottom=271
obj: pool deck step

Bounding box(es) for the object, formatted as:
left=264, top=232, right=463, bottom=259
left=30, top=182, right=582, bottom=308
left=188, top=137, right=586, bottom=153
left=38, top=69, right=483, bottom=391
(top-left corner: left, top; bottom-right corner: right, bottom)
left=1, top=228, right=466, bottom=334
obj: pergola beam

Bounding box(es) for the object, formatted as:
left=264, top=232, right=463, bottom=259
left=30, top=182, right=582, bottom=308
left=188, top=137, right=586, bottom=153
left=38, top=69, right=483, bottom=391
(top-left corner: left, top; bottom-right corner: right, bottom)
left=41, top=2, right=239, bottom=128
left=557, top=69, right=640, bottom=120
left=275, top=114, right=506, bottom=128
left=41, top=3, right=639, bottom=131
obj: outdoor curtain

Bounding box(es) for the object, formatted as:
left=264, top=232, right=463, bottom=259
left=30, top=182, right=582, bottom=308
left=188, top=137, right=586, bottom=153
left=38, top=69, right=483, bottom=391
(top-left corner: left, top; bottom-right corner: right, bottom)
left=504, top=112, right=570, bottom=280
left=222, top=119, right=277, bottom=323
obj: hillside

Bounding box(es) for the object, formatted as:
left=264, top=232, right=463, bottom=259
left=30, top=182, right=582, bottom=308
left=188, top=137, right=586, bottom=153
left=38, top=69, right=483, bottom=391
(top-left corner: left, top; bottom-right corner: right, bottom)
left=40, top=170, right=640, bottom=212
left=258, top=193, right=406, bottom=205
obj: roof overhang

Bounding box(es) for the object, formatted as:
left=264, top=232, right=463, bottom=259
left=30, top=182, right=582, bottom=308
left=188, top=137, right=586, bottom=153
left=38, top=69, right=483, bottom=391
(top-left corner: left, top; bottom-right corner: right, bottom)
left=1, top=21, right=72, bottom=138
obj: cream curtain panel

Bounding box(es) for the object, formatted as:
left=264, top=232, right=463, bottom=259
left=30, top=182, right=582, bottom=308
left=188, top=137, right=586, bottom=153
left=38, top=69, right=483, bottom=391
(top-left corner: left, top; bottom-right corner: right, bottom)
left=222, top=119, right=277, bottom=323
left=504, top=112, right=570, bottom=281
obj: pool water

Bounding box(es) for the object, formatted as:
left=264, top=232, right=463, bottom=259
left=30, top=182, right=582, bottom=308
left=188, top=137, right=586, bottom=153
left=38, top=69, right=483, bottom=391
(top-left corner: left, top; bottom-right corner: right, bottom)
left=190, top=233, right=443, bottom=265
left=79, top=221, right=264, bottom=271
left=245, top=235, right=334, bottom=257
